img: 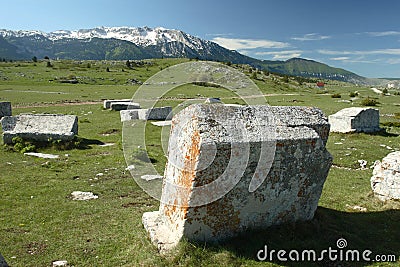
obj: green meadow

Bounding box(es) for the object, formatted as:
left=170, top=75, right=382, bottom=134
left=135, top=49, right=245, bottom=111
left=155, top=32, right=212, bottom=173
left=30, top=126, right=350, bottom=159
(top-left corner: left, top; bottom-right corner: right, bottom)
left=0, top=59, right=399, bottom=266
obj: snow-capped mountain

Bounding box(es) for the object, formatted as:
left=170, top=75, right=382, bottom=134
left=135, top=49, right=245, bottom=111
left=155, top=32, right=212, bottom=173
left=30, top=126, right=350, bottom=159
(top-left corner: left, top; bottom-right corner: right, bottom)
left=47, top=26, right=207, bottom=49
left=0, top=26, right=369, bottom=83
left=0, top=26, right=224, bottom=56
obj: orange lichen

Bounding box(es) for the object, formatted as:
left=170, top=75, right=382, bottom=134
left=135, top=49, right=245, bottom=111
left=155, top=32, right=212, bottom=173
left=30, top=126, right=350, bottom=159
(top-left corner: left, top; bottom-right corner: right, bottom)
left=165, top=129, right=201, bottom=222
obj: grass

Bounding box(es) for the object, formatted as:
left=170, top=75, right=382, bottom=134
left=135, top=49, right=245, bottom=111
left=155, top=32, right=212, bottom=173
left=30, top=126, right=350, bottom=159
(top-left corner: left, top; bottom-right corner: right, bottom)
left=0, top=59, right=399, bottom=266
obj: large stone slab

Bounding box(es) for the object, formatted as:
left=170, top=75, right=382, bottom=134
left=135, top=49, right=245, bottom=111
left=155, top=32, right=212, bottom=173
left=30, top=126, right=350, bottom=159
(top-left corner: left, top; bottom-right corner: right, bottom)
left=103, top=99, right=131, bottom=109
left=371, top=151, right=400, bottom=201
left=0, top=102, right=11, bottom=118
left=1, top=114, right=78, bottom=144
left=110, top=102, right=140, bottom=111
left=137, top=106, right=172, bottom=120
left=142, top=104, right=332, bottom=253
left=328, top=107, right=380, bottom=133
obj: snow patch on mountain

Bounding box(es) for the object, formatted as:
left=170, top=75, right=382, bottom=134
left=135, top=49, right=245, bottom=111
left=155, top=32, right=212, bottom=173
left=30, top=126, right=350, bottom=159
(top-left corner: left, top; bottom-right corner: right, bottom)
left=0, top=26, right=210, bottom=50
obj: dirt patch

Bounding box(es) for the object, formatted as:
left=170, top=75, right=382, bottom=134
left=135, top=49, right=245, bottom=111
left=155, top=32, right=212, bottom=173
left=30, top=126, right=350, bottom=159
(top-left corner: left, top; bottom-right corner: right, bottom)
left=14, top=101, right=102, bottom=108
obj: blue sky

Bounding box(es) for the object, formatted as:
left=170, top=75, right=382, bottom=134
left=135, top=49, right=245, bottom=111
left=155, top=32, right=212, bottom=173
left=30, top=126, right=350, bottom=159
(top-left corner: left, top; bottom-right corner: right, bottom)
left=2, top=0, right=400, bottom=78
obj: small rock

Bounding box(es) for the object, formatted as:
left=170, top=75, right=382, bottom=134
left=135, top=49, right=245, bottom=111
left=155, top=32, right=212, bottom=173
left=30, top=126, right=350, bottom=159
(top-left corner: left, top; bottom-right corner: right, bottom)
left=99, top=143, right=115, bottom=147
left=71, top=191, right=98, bottom=201
left=141, top=174, right=163, bottom=181
left=52, top=260, right=68, bottom=267
left=346, top=204, right=367, bottom=212
left=125, top=165, right=135, bottom=171
left=357, top=159, right=367, bottom=169
left=24, top=152, right=59, bottom=159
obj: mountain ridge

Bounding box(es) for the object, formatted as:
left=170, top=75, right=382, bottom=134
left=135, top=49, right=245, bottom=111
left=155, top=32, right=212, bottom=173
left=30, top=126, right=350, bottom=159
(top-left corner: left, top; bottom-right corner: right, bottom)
left=0, top=26, right=379, bottom=85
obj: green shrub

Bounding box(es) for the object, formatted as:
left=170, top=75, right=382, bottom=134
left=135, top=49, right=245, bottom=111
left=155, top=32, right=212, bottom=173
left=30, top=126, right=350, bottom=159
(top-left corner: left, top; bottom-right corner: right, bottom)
left=381, top=121, right=400, bottom=127
left=361, top=97, right=378, bottom=106
left=349, top=92, right=358, bottom=97
left=11, top=137, right=36, bottom=153
left=331, top=93, right=341, bottom=98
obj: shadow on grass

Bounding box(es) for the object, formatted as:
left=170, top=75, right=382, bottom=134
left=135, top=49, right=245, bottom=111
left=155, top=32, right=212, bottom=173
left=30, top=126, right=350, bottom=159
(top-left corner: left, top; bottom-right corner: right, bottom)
left=367, top=128, right=399, bottom=137
left=192, top=207, right=400, bottom=267
left=5, top=136, right=105, bottom=152
left=76, top=137, right=105, bottom=149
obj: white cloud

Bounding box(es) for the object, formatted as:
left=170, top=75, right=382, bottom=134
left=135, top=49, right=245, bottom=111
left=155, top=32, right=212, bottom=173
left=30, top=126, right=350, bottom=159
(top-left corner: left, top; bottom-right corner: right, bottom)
left=386, top=58, right=400, bottom=64
left=367, top=31, right=400, bottom=37
left=330, top=57, right=350, bottom=61
left=255, top=50, right=302, bottom=60
left=212, top=37, right=289, bottom=50
left=291, top=33, right=331, bottom=41
left=205, top=33, right=233, bottom=37
left=319, top=49, right=400, bottom=56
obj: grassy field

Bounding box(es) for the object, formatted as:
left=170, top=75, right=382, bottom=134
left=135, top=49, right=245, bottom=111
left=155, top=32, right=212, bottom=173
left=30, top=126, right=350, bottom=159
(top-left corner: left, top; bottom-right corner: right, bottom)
left=0, top=59, right=399, bottom=266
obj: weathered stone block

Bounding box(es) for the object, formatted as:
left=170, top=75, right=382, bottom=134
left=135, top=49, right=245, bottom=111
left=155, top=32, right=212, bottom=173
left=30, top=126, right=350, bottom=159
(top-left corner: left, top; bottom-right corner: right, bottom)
left=371, top=151, right=400, bottom=201
left=103, top=99, right=132, bottom=109
left=110, top=102, right=140, bottom=111
left=1, top=114, right=78, bottom=144
left=0, top=253, right=8, bottom=267
left=142, top=104, right=332, bottom=253
left=120, top=109, right=139, bottom=122
left=137, top=106, right=172, bottom=120
left=328, top=107, right=380, bottom=133
left=0, top=102, right=11, bottom=118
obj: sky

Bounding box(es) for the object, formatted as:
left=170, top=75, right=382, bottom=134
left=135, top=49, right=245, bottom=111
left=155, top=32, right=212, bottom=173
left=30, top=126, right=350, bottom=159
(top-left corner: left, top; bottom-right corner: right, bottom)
left=2, top=0, right=400, bottom=78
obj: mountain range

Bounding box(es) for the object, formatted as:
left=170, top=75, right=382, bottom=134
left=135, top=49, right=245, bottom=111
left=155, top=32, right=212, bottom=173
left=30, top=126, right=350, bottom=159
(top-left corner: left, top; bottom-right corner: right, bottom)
left=0, top=26, right=380, bottom=85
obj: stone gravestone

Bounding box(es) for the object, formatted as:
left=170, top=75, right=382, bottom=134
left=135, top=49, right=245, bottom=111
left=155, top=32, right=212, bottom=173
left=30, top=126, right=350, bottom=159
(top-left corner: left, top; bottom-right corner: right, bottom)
left=371, top=151, right=400, bottom=201
left=0, top=253, right=8, bottom=267
left=103, top=99, right=132, bottom=109
left=142, top=104, right=332, bottom=253
left=328, top=107, right=380, bottom=133
left=0, top=102, right=12, bottom=118
left=137, top=106, right=172, bottom=120
left=110, top=102, right=140, bottom=111
left=1, top=114, right=78, bottom=144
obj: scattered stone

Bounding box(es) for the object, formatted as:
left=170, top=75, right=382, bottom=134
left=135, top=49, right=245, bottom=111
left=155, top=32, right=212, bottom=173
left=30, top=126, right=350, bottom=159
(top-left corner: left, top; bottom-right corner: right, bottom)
left=24, top=152, right=59, bottom=159
left=71, top=191, right=98, bottom=201
left=141, top=174, right=163, bottom=181
left=0, top=102, right=11, bottom=118
left=98, top=143, right=115, bottom=147
left=334, top=142, right=343, bottom=145
left=120, top=109, right=139, bottom=122
left=371, top=87, right=383, bottom=94
left=142, top=104, right=332, bottom=253
left=371, top=151, right=400, bottom=201
left=110, top=102, right=140, bottom=111
left=204, top=97, right=222, bottom=104
left=345, top=204, right=367, bottom=212
left=0, top=253, right=8, bottom=267
left=103, top=99, right=131, bottom=109
left=125, top=165, right=135, bottom=171
left=151, top=121, right=172, bottom=127
left=96, top=173, right=104, bottom=177
left=328, top=107, right=380, bottom=133
left=358, top=159, right=367, bottom=169
left=1, top=114, right=78, bottom=144
left=52, top=260, right=68, bottom=267
left=137, top=106, right=172, bottom=120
